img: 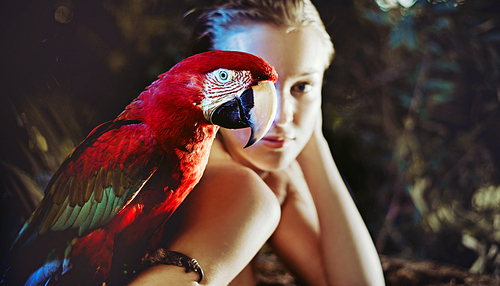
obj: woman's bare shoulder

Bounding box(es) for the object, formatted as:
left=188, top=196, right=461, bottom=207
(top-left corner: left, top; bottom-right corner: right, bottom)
left=201, top=159, right=263, bottom=191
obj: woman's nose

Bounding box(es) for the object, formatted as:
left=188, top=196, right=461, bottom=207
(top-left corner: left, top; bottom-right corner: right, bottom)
left=274, top=90, right=293, bottom=126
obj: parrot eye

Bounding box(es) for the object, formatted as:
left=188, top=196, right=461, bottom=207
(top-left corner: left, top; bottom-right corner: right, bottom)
left=215, top=69, right=232, bottom=83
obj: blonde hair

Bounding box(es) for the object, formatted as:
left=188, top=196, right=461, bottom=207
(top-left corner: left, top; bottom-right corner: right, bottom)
left=190, top=0, right=334, bottom=65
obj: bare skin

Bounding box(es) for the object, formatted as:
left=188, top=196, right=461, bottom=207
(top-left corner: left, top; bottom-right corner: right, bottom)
left=128, top=141, right=281, bottom=285
left=128, top=24, right=385, bottom=286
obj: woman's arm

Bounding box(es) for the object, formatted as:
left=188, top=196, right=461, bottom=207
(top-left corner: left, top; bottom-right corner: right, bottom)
left=128, top=150, right=281, bottom=285
left=266, top=165, right=329, bottom=286
left=296, top=116, right=385, bottom=286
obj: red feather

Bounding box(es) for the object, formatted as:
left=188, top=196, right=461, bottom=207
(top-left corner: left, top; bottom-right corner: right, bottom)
left=3, top=51, right=277, bottom=286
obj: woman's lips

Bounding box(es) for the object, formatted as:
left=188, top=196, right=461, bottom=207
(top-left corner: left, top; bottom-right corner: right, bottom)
left=261, top=135, right=294, bottom=149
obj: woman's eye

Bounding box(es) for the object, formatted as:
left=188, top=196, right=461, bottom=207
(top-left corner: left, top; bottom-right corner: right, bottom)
left=216, top=69, right=232, bottom=83
left=291, top=82, right=312, bottom=95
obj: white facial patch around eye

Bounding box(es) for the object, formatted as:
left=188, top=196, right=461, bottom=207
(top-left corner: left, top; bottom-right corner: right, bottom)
left=203, top=69, right=252, bottom=99
left=200, top=69, right=253, bottom=123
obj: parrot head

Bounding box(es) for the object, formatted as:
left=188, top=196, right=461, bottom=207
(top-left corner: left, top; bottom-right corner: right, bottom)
left=138, top=50, right=278, bottom=149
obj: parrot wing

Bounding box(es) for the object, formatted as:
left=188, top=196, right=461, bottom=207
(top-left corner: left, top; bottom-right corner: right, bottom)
left=13, top=120, right=163, bottom=250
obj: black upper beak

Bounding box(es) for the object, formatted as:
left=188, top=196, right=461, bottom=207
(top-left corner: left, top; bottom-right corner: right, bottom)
left=210, top=81, right=277, bottom=148
left=211, top=88, right=255, bottom=146
left=211, top=88, right=253, bottom=129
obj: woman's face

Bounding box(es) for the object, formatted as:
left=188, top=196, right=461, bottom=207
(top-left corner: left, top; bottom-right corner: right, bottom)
left=213, top=24, right=330, bottom=172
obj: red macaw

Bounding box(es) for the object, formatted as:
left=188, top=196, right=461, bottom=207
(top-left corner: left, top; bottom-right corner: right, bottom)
left=2, top=50, right=278, bottom=286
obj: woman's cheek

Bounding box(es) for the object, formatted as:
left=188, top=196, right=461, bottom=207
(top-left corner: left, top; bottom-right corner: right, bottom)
left=220, top=128, right=251, bottom=148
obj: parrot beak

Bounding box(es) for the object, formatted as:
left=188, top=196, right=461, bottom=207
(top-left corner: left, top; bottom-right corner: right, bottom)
left=209, top=80, right=277, bottom=148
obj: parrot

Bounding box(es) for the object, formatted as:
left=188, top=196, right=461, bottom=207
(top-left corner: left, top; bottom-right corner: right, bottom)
left=1, top=50, right=278, bottom=286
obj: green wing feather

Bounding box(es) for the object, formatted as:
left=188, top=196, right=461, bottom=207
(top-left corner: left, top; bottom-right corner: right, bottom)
left=14, top=120, right=164, bottom=251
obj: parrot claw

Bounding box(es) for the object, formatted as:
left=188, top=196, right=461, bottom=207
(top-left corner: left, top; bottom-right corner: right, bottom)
left=142, top=248, right=204, bottom=283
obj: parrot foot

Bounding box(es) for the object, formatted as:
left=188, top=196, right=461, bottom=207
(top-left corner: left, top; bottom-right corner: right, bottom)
left=142, top=248, right=204, bottom=283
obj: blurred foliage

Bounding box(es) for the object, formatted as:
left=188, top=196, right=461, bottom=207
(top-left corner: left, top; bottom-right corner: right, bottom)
left=321, top=0, right=500, bottom=276
left=1, top=0, right=500, bottom=279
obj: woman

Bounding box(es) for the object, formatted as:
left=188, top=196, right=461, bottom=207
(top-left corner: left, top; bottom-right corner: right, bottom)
left=129, top=0, right=385, bottom=285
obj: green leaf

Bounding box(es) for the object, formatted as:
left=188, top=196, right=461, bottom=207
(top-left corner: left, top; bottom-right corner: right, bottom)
left=389, top=14, right=418, bottom=50
left=433, top=60, right=461, bottom=72
left=425, top=79, right=454, bottom=92
left=431, top=92, right=453, bottom=103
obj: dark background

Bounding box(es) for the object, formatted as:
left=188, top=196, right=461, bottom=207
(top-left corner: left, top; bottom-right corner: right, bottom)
left=1, top=0, right=500, bottom=279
